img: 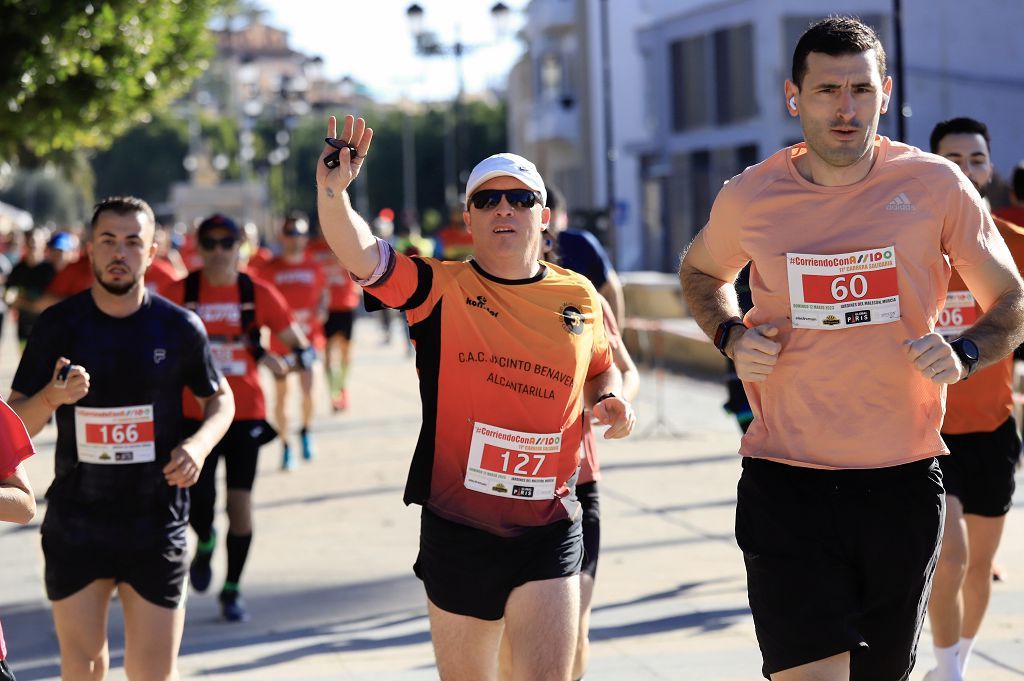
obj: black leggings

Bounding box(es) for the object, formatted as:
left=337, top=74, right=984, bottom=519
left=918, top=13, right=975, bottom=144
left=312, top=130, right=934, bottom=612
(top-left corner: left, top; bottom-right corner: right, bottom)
left=185, top=420, right=273, bottom=539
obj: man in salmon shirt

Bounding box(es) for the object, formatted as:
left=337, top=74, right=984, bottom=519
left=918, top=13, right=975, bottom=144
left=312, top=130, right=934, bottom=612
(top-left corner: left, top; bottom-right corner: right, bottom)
left=679, top=17, right=1024, bottom=681
left=164, top=213, right=313, bottom=622
left=310, top=230, right=362, bottom=411
left=316, top=114, right=635, bottom=681
left=256, top=215, right=327, bottom=469
left=924, top=117, right=1024, bottom=681
left=0, top=398, right=36, bottom=681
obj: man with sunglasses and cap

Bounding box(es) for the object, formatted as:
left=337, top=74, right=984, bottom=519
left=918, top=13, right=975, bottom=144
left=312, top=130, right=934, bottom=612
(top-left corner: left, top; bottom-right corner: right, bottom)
left=8, top=196, right=234, bottom=680
left=252, top=214, right=327, bottom=469
left=163, top=213, right=314, bottom=622
left=315, top=114, right=636, bottom=681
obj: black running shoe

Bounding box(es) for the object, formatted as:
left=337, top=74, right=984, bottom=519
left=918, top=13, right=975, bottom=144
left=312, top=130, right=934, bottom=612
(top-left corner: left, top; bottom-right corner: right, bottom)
left=219, top=589, right=250, bottom=623
left=190, top=548, right=213, bottom=593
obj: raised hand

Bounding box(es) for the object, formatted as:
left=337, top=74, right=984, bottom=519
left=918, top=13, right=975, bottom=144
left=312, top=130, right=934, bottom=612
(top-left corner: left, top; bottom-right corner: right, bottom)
left=316, top=114, right=374, bottom=196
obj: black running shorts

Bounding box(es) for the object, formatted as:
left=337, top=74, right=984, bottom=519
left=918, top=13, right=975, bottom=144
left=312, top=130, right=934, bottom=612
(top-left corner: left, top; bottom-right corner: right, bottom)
left=324, top=310, right=355, bottom=340
left=414, top=508, right=583, bottom=621
left=42, top=530, right=188, bottom=609
left=941, top=416, right=1021, bottom=517
left=577, top=481, right=601, bottom=578
left=185, top=419, right=274, bottom=491
left=735, top=456, right=944, bottom=680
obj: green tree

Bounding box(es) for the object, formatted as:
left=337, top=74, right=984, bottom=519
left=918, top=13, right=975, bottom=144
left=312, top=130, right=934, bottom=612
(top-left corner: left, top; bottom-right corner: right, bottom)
left=0, top=0, right=225, bottom=164
left=90, top=113, right=190, bottom=206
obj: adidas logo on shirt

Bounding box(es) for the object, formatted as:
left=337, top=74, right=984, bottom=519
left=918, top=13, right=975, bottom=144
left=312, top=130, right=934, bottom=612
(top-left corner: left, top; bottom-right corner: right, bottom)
left=886, top=192, right=915, bottom=212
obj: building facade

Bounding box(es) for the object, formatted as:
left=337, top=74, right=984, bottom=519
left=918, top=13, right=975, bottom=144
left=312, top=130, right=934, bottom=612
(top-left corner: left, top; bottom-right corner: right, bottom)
left=511, top=0, right=1024, bottom=272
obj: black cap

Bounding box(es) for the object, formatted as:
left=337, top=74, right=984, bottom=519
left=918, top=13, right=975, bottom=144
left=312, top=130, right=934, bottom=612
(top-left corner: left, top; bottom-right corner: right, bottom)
left=197, top=214, right=240, bottom=238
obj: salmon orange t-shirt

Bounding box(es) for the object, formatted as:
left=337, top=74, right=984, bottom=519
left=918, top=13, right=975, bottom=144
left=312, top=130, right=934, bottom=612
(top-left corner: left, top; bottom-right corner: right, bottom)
left=700, top=136, right=1011, bottom=469
left=258, top=254, right=327, bottom=353
left=365, top=248, right=612, bottom=536
left=163, top=275, right=293, bottom=420
left=941, top=216, right=1024, bottom=435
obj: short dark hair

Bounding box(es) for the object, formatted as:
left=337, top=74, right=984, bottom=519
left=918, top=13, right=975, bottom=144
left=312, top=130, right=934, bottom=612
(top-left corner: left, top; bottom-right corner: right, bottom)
left=1012, top=162, right=1024, bottom=200
left=90, top=196, right=155, bottom=230
left=792, top=16, right=886, bottom=89
left=929, top=117, right=991, bottom=154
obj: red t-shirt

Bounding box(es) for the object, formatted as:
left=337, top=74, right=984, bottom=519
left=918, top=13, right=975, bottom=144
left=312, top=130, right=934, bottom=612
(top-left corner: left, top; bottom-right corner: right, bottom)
left=164, top=275, right=293, bottom=420
left=0, top=397, right=35, bottom=661
left=259, top=254, right=328, bottom=352
left=309, top=238, right=361, bottom=311
left=145, top=257, right=180, bottom=295
left=46, top=257, right=93, bottom=298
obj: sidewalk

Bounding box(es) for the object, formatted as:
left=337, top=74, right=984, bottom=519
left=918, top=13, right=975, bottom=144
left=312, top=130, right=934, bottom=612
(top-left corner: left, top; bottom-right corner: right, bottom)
left=2, top=316, right=1022, bottom=680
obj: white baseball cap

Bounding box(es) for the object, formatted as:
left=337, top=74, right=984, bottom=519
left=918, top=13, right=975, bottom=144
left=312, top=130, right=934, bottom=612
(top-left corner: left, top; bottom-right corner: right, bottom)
left=464, top=153, right=547, bottom=208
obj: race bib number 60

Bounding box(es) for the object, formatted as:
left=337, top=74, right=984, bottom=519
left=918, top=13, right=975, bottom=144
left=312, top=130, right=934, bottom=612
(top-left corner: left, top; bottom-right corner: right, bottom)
left=74, top=404, right=156, bottom=464
left=787, top=246, right=901, bottom=330
left=464, top=422, right=562, bottom=500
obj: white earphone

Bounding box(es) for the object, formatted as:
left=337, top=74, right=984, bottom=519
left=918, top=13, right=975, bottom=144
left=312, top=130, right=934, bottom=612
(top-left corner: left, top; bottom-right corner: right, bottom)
left=882, top=92, right=890, bottom=106
left=788, top=96, right=797, bottom=111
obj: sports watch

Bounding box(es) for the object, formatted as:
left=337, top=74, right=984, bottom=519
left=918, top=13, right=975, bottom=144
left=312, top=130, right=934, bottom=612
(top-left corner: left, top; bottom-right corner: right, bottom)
left=714, top=318, right=746, bottom=357
left=950, top=337, right=980, bottom=380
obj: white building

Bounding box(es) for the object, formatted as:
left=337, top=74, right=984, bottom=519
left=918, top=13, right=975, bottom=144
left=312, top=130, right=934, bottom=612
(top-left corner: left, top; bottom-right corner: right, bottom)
left=510, top=0, right=1024, bottom=272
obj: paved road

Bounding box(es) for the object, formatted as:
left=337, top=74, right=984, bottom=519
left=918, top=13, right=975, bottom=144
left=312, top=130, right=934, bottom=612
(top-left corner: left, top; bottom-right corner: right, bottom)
left=1, top=316, right=1021, bottom=680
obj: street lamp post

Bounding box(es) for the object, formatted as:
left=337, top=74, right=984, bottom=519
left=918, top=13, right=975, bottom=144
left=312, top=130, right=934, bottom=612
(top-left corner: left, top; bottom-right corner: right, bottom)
left=405, top=3, right=511, bottom=207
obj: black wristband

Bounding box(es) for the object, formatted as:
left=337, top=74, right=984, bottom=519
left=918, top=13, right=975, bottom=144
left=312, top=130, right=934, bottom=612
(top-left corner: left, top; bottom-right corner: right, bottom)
left=595, top=392, right=617, bottom=405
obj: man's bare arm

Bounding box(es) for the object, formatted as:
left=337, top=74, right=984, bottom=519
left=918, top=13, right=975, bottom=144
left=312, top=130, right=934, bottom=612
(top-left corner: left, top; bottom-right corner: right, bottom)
left=315, top=115, right=380, bottom=280
left=958, top=255, right=1024, bottom=371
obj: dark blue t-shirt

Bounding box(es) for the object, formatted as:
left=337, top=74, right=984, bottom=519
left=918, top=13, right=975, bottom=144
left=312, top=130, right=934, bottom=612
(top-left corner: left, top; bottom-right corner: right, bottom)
left=12, top=290, right=221, bottom=548
left=556, top=229, right=612, bottom=291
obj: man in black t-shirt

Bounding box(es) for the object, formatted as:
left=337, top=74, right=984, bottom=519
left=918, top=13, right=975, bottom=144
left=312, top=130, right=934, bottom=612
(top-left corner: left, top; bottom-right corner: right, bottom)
left=9, top=196, right=234, bottom=681
left=6, top=227, right=55, bottom=347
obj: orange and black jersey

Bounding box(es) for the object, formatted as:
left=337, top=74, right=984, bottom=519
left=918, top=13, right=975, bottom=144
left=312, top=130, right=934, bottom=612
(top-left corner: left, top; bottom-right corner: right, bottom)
left=365, top=245, right=613, bottom=537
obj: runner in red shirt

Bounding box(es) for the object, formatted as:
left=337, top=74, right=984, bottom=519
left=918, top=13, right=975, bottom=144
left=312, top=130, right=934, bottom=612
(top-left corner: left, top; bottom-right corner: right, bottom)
left=42, top=233, right=92, bottom=304
left=241, top=221, right=274, bottom=274
left=310, top=234, right=361, bottom=411
left=164, top=213, right=313, bottom=622
left=257, top=216, right=327, bottom=469
left=0, top=398, right=36, bottom=681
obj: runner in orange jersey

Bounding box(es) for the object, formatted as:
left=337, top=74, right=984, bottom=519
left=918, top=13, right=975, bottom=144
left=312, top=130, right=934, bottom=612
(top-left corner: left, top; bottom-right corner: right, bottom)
left=315, top=114, right=635, bottom=681
left=923, top=117, right=1024, bottom=681
left=257, top=215, right=327, bottom=469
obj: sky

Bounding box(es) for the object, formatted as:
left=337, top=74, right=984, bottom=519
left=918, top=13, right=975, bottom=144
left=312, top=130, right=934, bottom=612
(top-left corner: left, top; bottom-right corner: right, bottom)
left=256, top=0, right=530, bottom=104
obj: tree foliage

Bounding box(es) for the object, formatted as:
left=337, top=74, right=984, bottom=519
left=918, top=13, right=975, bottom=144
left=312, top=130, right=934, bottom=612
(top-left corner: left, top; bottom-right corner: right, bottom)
left=0, top=0, right=225, bottom=164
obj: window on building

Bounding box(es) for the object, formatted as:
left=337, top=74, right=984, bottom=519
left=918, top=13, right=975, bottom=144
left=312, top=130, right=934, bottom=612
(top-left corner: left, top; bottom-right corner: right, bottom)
left=670, top=35, right=708, bottom=131
left=714, top=24, right=757, bottom=124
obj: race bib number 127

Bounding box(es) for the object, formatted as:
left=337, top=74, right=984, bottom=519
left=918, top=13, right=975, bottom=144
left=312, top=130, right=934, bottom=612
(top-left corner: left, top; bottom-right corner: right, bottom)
left=787, top=246, right=901, bottom=330
left=464, top=422, right=561, bottom=500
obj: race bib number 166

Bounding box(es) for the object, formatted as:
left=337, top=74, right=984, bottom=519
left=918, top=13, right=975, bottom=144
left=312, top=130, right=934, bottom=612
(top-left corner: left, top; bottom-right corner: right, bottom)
left=787, top=246, right=901, bottom=330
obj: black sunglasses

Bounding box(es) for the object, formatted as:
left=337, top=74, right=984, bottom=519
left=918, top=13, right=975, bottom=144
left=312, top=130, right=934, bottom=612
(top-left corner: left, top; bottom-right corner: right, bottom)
left=199, top=236, right=238, bottom=251
left=469, top=189, right=541, bottom=211
left=282, top=229, right=307, bottom=238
